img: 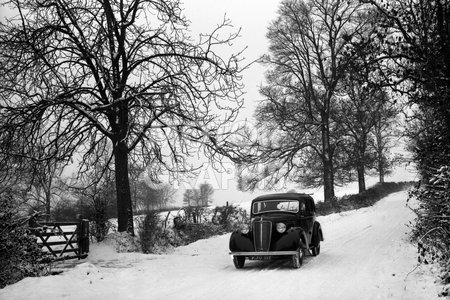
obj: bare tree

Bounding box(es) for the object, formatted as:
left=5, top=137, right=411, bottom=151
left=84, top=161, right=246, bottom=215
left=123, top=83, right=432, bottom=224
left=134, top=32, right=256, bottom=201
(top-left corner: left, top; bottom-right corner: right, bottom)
left=0, top=113, right=66, bottom=220
left=332, top=11, right=401, bottom=191
left=0, top=0, right=245, bottom=234
left=182, top=189, right=199, bottom=207
left=133, top=182, right=158, bottom=213
left=198, top=182, right=214, bottom=206
left=369, top=100, right=399, bottom=183
left=334, top=86, right=393, bottom=192
left=26, top=158, right=63, bottom=221
left=245, top=0, right=370, bottom=203
left=156, top=183, right=176, bottom=209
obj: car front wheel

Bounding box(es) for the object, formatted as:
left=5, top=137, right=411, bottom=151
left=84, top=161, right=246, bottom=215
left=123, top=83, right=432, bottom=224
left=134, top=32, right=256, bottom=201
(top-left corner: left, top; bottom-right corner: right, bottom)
left=233, top=256, right=245, bottom=269
left=292, top=248, right=304, bottom=269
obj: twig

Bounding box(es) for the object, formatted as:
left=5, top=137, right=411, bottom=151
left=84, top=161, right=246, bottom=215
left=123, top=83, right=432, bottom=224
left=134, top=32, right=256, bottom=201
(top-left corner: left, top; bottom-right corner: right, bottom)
left=404, top=263, right=420, bottom=288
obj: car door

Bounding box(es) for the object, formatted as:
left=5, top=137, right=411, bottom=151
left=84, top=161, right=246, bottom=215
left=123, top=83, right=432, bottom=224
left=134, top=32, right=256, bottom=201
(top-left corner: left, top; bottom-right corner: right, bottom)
left=301, top=197, right=315, bottom=244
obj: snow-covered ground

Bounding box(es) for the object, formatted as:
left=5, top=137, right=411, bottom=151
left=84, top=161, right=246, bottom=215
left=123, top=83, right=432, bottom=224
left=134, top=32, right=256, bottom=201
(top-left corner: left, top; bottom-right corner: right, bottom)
left=0, top=191, right=441, bottom=300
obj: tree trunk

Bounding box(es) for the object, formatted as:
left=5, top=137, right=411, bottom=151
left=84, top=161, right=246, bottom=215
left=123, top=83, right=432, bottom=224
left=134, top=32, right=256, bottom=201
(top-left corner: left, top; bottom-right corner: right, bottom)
left=357, top=142, right=367, bottom=193
left=323, top=157, right=335, bottom=203
left=114, top=140, right=134, bottom=235
left=377, top=137, right=385, bottom=183
left=43, top=180, right=52, bottom=221
left=378, top=158, right=385, bottom=183
left=321, top=115, right=336, bottom=204
left=45, top=190, right=51, bottom=221
left=357, top=164, right=366, bottom=193
left=374, top=128, right=385, bottom=183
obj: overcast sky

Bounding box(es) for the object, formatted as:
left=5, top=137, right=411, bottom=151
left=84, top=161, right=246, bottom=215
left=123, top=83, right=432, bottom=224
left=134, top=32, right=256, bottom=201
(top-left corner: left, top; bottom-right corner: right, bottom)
left=183, top=0, right=281, bottom=121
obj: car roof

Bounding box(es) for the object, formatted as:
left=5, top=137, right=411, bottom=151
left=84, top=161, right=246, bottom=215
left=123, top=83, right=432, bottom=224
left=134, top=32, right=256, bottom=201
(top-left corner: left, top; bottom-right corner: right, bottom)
left=252, top=193, right=313, bottom=202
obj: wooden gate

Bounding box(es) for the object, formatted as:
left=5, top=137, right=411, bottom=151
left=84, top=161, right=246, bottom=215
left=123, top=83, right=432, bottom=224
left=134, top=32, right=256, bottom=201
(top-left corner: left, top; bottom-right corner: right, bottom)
left=30, top=219, right=90, bottom=261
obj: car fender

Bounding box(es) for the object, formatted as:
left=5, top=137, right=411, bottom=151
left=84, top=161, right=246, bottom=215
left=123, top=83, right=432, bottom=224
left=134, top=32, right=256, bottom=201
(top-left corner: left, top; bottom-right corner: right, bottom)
left=311, top=222, right=324, bottom=247
left=292, top=227, right=309, bottom=249
left=298, top=228, right=309, bottom=249
left=229, top=231, right=254, bottom=252
left=270, top=227, right=307, bottom=251
left=315, top=222, right=324, bottom=241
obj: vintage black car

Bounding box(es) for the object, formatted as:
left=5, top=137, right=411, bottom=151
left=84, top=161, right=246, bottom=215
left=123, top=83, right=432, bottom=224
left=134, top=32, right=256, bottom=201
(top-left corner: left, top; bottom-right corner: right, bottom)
left=229, top=193, right=323, bottom=269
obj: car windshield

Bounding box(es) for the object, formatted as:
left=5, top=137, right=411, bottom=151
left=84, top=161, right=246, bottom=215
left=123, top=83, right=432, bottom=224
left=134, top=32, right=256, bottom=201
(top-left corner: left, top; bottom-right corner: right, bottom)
left=252, top=199, right=299, bottom=214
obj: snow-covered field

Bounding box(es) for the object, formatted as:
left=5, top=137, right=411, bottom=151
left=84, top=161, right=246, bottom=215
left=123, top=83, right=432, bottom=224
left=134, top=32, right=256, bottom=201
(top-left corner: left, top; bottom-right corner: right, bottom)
left=0, top=191, right=442, bottom=299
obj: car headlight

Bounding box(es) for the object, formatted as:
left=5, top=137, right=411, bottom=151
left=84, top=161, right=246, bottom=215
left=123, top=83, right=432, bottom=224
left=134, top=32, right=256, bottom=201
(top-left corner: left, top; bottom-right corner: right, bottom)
left=239, top=224, right=249, bottom=234
left=276, top=222, right=286, bottom=233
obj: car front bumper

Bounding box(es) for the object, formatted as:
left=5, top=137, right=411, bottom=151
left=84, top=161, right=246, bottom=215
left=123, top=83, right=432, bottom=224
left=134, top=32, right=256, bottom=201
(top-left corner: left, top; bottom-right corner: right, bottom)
left=229, top=251, right=298, bottom=257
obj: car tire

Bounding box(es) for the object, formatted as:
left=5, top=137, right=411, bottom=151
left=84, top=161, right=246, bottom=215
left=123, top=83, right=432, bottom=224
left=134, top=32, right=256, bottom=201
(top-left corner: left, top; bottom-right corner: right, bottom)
left=311, top=223, right=321, bottom=256
left=311, top=242, right=320, bottom=256
left=292, top=247, right=304, bottom=269
left=233, top=256, right=245, bottom=269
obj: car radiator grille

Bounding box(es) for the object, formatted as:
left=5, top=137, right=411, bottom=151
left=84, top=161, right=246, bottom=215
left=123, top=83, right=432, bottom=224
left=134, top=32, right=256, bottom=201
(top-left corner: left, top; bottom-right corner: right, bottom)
left=253, top=220, right=272, bottom=251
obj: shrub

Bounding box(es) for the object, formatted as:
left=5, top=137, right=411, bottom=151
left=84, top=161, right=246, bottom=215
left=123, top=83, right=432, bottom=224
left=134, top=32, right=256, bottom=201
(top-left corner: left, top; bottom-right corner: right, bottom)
left=316, top=182, right=412, bottom=215
left=89, top=219, right=116, bottom=243
left=409, top=166, right=450, bottom=288
left=138, top=211, right=162, bottom=253
left=138, top=211, right=176, bottom=254
left=0, top=191, right=49, bottom=288
left=138, top=207, right=245, bottom=253
left=178, top=223, right=225, bottom=244
left=212, top=205, right=249, bottom=231
left=176, top=206, right=209, bottom=225
left=103, top=231, right=140, bottom=253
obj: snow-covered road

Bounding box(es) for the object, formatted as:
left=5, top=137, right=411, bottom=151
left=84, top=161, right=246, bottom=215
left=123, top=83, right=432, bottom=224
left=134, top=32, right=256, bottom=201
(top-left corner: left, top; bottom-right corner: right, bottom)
left=0, top=191, right=440, bottom=299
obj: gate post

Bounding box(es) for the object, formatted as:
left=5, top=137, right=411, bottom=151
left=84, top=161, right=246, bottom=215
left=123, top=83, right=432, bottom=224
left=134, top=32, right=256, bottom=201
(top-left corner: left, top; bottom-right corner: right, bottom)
left=77, top=219, right=90, bottom=258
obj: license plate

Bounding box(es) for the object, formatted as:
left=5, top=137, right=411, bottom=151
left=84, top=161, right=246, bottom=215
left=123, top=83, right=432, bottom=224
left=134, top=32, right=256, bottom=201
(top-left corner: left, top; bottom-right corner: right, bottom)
left=250, top=256, right=271, bottom=260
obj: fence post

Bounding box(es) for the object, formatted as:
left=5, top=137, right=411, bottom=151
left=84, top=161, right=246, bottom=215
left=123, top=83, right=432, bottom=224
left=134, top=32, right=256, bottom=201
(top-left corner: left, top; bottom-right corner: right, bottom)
left=77, top=219, right=90, bottom=257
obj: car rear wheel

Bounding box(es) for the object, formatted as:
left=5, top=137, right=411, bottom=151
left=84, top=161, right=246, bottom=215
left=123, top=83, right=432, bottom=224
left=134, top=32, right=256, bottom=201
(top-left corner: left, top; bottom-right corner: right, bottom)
left=311, top=226, right=321, bottom=256
left=292, top=248, right=304, bottom=269
left=233, top=256, right=245, bottom=269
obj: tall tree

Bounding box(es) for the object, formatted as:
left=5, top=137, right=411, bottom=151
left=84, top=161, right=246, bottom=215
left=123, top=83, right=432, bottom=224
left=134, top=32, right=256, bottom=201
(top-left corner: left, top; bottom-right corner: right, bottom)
left=246, top=0, right=370, bottom=202
left=335, top=82, right=395, bottom=192
left=0, top=0, right=245, bottom=234
left=156, top=183, right=176, bottom=209
left=332, top=9, right=400, bottom=192
left=334, top=90, right=377, bottom=192
left=133, top=181, right=158, bottom=212
left=26, top=159, right=62, bottom=221
left=369, top=99, right=399, bottom=183
left=198, top=182, right=214, bottom=206
left=182, top=188, right=198, bottom=207
left=0, top=112, right=67, bottom=220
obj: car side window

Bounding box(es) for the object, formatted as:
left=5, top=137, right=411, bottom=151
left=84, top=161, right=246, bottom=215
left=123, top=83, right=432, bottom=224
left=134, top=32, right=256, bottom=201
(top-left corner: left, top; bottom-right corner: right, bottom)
left=303, top=198, right=315, bottom=215
left=300, top=202, right=306, bottom=212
